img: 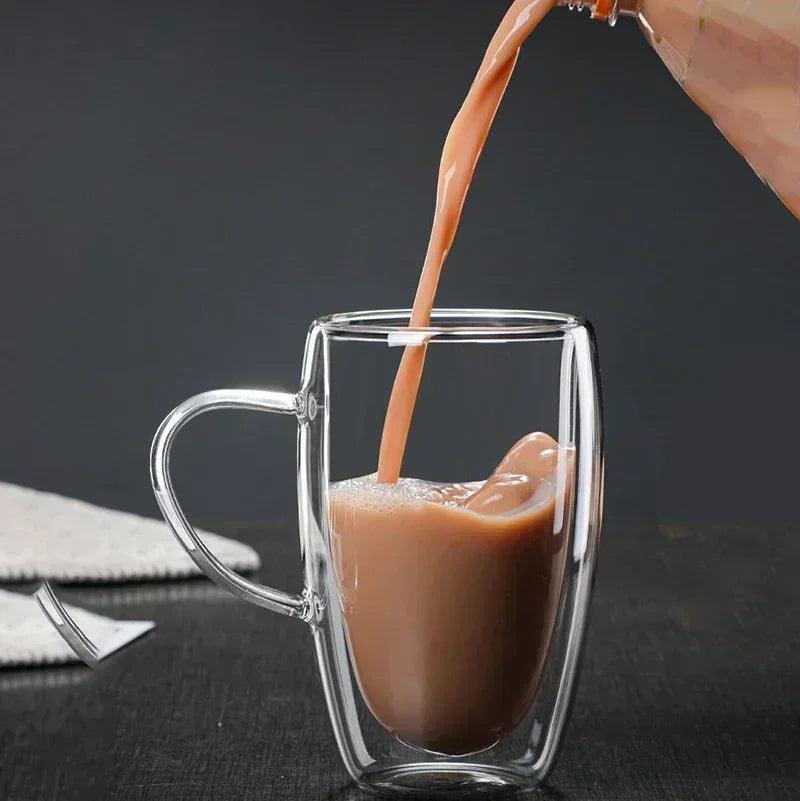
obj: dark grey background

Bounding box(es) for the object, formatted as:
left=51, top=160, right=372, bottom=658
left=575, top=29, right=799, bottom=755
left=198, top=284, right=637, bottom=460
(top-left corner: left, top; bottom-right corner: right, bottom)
left=1, top=0, right=798, bottom=528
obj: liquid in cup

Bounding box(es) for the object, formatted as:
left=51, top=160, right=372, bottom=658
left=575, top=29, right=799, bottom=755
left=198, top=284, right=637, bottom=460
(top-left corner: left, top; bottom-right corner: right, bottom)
left=331, top=433, right=573, bottom=755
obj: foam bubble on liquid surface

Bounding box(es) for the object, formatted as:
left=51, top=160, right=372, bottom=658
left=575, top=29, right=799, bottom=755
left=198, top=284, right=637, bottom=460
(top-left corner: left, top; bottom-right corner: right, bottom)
left=329, top=474, right=478, bottom=513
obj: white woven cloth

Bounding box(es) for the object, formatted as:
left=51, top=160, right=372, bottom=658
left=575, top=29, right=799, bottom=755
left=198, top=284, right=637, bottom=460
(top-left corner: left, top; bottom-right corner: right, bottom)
left=0, top=588, right=154, bottom=666
left=0, top=481, right=260, bottom=582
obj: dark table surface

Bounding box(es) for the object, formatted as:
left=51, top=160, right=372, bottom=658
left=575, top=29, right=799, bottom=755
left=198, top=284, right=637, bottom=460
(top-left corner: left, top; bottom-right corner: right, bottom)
left=2, top=523, right=798, bottom=801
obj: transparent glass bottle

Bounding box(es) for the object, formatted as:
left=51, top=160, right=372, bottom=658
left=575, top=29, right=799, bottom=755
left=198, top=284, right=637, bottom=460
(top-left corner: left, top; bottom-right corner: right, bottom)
left=562, top=0, right=800, bottom=219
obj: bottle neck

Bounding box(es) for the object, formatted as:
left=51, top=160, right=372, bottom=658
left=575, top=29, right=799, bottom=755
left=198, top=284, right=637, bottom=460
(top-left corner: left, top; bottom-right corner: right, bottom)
left=558, top=0, right=640, bottom=25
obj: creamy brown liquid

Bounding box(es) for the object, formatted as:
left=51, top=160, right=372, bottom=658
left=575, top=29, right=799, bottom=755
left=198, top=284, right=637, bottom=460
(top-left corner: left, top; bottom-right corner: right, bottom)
left=376, top=0, right=557, bottom=483
left=331, top=433, right=570, bottom=754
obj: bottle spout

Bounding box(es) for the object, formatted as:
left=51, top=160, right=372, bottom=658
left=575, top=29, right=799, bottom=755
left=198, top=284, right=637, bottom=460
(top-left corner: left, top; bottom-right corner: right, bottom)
left=558, top=0, right=640, bottom=25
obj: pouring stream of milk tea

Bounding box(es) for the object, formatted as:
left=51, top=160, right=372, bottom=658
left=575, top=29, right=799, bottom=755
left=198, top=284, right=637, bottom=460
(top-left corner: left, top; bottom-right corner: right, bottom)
left=376, top=0, right=557, bottom=483
left=377, top=0, right=799, bottom=483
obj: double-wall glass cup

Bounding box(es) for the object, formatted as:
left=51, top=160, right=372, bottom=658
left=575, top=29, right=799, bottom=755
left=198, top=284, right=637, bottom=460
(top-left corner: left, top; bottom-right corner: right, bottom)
left=151, top=309, right=604, bottom=797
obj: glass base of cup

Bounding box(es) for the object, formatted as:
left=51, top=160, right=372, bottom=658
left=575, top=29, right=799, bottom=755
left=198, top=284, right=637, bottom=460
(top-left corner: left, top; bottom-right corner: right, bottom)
left=393, top=733, right=500, bottom=758
left=358, top=763, right=537, bottom=798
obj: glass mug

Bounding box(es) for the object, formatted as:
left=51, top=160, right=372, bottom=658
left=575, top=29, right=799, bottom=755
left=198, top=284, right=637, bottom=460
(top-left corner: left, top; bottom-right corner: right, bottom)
left=151, top=309, right=604, bottom=797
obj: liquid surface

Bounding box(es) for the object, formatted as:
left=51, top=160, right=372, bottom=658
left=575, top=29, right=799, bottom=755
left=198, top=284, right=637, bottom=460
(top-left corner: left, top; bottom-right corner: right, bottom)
left=331, top=433, right=572, bottom=754
left=376, top=0, right=557, bottom=483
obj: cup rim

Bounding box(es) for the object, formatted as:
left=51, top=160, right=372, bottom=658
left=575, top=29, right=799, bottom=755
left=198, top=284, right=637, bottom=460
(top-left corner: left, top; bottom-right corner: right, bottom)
left=316, top=308, right=585, bottom=341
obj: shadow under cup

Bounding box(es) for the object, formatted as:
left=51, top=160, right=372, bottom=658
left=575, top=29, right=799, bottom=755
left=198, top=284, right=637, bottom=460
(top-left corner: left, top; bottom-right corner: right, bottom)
left=151, top=309, right=604, bottom=797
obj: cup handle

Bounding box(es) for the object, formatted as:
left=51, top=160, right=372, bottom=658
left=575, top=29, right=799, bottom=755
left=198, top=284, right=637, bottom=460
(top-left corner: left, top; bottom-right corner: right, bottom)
left=150, top=388, right=311, bottom=622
